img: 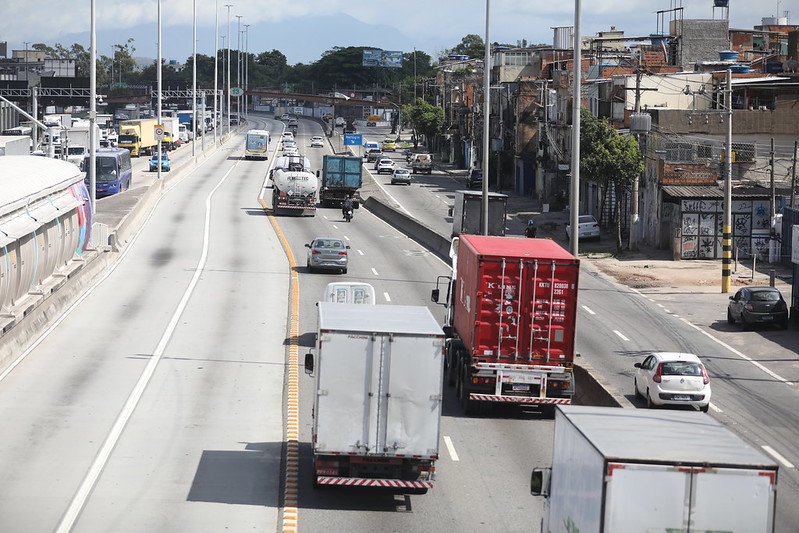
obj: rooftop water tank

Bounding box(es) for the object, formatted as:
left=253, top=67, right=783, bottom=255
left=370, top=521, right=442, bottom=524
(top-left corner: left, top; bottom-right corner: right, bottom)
left=713, top=0, right=729, bottom=7
left=719, top=50, right=739, bottom=61
left=729, top=64, right=751, bottom=73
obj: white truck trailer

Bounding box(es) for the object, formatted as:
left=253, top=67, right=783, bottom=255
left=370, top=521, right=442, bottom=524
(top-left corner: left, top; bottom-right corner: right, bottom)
left=304, top=302, right=445, bottom=492
left=532, top=405, right=778, bottom=533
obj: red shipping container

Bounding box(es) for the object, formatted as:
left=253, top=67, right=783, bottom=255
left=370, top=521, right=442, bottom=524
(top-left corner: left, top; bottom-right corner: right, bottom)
left=453, top=235, right=580, bottom=367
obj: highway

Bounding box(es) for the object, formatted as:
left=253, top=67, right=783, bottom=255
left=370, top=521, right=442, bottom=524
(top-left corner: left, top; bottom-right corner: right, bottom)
left=0, top=113, right=796, bottom=532
left=0, top=122, right=287, bottom=531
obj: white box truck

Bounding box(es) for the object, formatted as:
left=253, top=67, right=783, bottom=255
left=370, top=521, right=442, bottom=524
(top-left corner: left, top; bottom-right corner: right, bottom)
left=304, top=302, right=445, bottom=492
left=531, top=405, right=778, bottom=533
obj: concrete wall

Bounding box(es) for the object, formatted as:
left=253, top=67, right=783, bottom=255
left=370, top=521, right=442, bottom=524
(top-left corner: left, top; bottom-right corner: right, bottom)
left=652, top=107, right=799, bottom=135
left=672, top=19, right=730, bottom=71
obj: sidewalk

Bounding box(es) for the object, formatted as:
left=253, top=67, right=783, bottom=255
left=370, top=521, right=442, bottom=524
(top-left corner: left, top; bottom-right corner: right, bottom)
left=429, top=154, right=794, bottom=294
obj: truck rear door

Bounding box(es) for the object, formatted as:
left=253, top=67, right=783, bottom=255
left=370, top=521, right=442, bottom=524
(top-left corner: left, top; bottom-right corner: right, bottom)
left=380, top=333, right=443, bottom=457
left=314, top=332, right=380, bottom=454
left=692, top=467, right=776, bottom=533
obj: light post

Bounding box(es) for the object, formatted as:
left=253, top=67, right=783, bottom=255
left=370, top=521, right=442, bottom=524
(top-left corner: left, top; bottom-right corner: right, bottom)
left=481, top=0, right=491, bottom=235
left=244, top=24, right=250, bottom=120
left=191, top=0, right=197, bottom=157
left=225, top=4, right=233, bottom=136
left=236, top=15, right=242, bottom=122
left=213, top=0, right=219, bottom=145
left=568, top=0, right=582, bottom=256
left=157, top=0, right=162, bottom=181
left=88, top=4, right=96, bottom=214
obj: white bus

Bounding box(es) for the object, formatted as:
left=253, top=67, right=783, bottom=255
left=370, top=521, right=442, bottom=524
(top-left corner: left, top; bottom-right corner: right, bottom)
left=245, top=129, right=270, bottom=160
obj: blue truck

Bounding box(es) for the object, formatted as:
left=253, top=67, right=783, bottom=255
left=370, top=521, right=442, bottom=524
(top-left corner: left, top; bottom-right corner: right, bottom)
left=320, top=155, right=363, bottom=208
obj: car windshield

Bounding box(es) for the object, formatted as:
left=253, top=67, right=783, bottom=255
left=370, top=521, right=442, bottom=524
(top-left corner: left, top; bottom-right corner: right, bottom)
left=578, top=216, right=595, bottom=224
left=661, top=361, right=702, bottom=376
left=750, top=290, right=780, bottom=301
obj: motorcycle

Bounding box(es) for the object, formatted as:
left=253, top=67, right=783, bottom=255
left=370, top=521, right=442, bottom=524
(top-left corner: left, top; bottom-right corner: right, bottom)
left=343, top=208, right=353, bottom=222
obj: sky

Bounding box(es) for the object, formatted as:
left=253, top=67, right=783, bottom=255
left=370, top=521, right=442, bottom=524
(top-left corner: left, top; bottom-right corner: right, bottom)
left=0, top=0, right=788, bottom=66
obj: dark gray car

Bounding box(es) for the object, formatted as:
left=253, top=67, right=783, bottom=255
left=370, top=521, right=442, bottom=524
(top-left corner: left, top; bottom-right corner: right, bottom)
left=727, top=286, right=789, bottom=329
left=305, top=237, right=350, bottom=274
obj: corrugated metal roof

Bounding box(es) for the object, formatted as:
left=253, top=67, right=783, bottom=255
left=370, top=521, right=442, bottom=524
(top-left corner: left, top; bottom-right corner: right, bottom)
left=662, top=184, right=772, bottom=199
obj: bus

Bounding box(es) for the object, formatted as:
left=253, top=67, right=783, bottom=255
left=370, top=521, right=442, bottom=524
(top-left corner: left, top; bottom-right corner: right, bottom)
left=245, top=129, right=270, bottom=160
left=82, top=147, right=133, bottom=197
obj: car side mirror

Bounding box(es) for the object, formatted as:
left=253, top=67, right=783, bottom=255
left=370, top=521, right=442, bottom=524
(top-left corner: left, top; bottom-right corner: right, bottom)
left=305, top=243, right=311, bottom=248
left=729, top=296, right=735, bottom=300
left=634, top=362, right=642, bottom=368
left=530, top=467, right=551, bottom=497
left=346, top=245, right=351, bottom=249
left=431, top=289, right=440, bottom=303
left=304, top=353, right=314, bottom=375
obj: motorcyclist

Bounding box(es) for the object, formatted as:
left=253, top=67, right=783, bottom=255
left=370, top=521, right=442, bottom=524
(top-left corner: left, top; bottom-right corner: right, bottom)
left=342, top=195, right=354, bottom=220
left=524, top=219, right=537, bottom=238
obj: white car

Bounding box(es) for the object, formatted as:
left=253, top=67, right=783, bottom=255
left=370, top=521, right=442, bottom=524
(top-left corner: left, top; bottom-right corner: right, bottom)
left=310, top=136, right=324, bottom=148
left=283, top=146, right=299, bottom=156
left=391, top=167, right=412, bottom=185
left=566, top=214, right=601, bottom=241
left=376, top=158, right=395, bottom=174
left=281, top=131, right=294, bottom=141
left=634, top=352, right=711, bottom=412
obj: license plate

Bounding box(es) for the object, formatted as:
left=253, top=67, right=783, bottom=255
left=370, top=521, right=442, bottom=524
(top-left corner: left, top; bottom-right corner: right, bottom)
left=512, top=384, right=530, bottom=391
left=503, top=371, right=542, bottom=384
left=672, top=395, right=691, bottom=401
left=762, top=315, right=773, bottom=321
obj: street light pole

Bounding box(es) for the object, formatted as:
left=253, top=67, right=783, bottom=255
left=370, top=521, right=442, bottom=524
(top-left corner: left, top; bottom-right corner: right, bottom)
left=244, top=24, right=250, bottom=121
left=191, top=0, right=197, bottom=157
left=157, top=0, right=162, bottom=181
left=568, top=0, right=582, bottom=256
left=225, top=4, right=233, bottom=136
left=481, top=0, right=491, bottom=236
left=213, top=0, right=218, bottom=145
left=236, top=15, right=242, bottom=122
left=722, top=68, right=733, bottom=293
left=89, top=1, right=96, bottom=214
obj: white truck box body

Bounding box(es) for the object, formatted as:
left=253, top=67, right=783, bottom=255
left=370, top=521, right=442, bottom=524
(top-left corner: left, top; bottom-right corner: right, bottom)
left=314, top=303, right=444, bottom=459
left=547, top=406, right=778, bottom=533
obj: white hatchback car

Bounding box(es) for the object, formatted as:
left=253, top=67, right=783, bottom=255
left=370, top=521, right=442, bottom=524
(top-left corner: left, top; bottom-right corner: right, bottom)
left=566, top=215, right=601, bottom=241
left=634, top=352, right=711, bottom=412
left=310, top=136, right=324, bottom=148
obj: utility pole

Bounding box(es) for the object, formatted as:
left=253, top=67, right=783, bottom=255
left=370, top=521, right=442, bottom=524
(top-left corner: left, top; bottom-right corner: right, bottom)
left=769, top=138, right=775, bottom=220
left=191, top=0, right=196, bottom=157
left=722, top=69, right=733, bottom=293
left=569, top=0, right=582, bottom=256
left=791, top=141, right=798, bottom=208
left=244, top=24, right=250, bottom=121
left=481, top=0, right=491, bottom=236
left=627, top=64, right=657, bottom=251
left=236, top=15, right=242, bottom=121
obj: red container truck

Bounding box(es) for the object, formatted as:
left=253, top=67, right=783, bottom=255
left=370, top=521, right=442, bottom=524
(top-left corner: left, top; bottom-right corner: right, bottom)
left=431, top=234, right=579, bottom=414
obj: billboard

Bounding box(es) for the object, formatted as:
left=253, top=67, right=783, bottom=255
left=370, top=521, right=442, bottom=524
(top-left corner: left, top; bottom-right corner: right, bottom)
left=362, top=50, right=403, bottom=68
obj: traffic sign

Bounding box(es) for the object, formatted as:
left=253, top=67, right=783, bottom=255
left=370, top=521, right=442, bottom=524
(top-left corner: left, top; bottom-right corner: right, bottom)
left=154, top=125, right=165, bottom=140
left=230, top=87, right=243, bottom=96
left=344, top=134, right=362, bottom=146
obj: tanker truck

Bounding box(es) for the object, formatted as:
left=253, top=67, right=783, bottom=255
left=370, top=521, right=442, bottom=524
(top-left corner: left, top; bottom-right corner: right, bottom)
left=271, top=167, right=318, bottom=216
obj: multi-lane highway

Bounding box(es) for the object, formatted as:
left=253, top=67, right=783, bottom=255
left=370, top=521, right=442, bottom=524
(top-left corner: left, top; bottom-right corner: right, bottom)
left=0, top=114, right=796, bottom=532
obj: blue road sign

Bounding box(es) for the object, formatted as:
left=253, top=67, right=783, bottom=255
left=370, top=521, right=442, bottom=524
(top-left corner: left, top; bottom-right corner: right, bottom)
left=344, top=134, right=362, bottom=146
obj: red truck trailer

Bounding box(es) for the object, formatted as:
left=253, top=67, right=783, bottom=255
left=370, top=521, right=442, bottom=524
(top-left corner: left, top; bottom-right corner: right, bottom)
left=431, top=235, right=579, bottom=415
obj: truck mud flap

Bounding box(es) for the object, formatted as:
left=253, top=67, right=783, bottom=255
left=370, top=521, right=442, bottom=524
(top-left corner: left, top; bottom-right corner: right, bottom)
left=316, top=477, right=433, bottom=489
left=469, top=394, right=572, bottom=405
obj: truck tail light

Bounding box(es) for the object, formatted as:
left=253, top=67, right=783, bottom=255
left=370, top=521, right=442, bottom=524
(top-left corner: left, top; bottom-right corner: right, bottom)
left=701, top=364, right=709, bottom=385
left=653, top=363, right=663, bottom=383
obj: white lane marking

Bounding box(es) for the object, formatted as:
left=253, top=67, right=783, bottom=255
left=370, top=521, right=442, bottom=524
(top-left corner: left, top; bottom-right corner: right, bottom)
left=709, top=402, right=723, bottom=413
left=678, top=318, right=795, bottom=386
left=663, top=309, right=672, bottom=314
left=322, top=215, right=328, bottom=220
left=613, top=330, right=630, bottom=342
left=343, top=235, right=350, bottom=241
left=443, top=436, right=460, bottom=462
left=657, top=303, right=665, bottom=308
left=55, top=159, right=236, bottom=533
left=371, top=268, right=379, bottom=276
left=761, top=445, right=795, bottom=468
left=357, top=249, right=364, bottom=255
left=582, top=305, right=596, bottom=315
left=383, top=292, right=391, bottom=302
left=332, top=224, right=339, bottom=230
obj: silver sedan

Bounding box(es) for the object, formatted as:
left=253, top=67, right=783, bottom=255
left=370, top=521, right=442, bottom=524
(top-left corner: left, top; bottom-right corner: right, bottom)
left=305, top=237, right=350, bottom=274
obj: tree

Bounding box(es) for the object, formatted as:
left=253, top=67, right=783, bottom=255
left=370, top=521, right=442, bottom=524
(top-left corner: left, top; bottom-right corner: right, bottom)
left=449, top=34, right=485, bottom=59
left=579, top=108, right=644, bottom=253
left=402, top=97, right=444, bottom=149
